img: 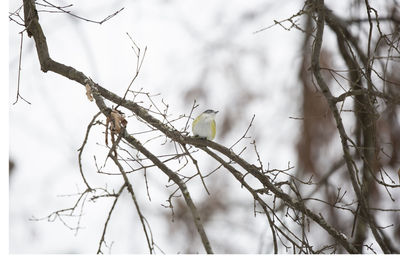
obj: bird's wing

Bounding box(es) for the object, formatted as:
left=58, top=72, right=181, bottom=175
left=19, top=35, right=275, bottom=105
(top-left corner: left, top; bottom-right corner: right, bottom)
left=192, top=115, right=201, bottom=133
left=211, top=119, right=216, bottom=140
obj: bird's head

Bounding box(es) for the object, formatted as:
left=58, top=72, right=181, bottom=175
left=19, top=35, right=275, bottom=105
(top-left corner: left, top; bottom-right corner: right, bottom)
left=203, top=109, right=218, bottom=118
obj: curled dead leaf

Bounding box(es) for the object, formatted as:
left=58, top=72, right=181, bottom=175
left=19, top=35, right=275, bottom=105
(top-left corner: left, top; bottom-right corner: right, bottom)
left=110, top=109, right=127, bottom=133
left=85, top=83, right=94, bottom=102
left=105, top=108, right=127, bottom=146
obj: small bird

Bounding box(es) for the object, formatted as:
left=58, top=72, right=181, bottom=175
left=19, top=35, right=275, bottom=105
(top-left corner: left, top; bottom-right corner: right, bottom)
left=192, top=109, right=219, bottom=140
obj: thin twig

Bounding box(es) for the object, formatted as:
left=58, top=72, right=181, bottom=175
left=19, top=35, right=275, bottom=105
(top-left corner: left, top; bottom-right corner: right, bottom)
left=110, top=152, right=155, bottom=254
left=41, top=0, right=124, bottom=25
left=77, top=112, right=101, bottom=190
left=97, top=184, right=125, bottom=254
left=13, top=31, right=31, bottom=105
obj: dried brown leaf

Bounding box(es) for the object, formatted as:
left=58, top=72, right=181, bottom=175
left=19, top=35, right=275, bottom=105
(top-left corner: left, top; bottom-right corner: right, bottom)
left=85, top=83, right=94, bottom=102
left=110, top=109, right=127, bottom=133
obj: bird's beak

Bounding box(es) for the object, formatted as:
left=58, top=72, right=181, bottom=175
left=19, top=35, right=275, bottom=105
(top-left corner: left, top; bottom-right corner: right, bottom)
left=215, top=111, right=219, bottom=114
